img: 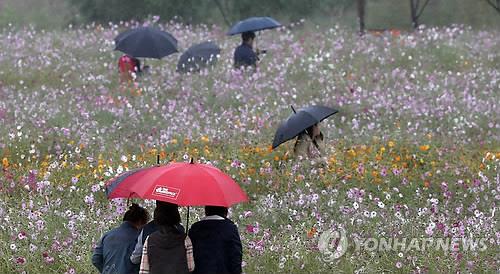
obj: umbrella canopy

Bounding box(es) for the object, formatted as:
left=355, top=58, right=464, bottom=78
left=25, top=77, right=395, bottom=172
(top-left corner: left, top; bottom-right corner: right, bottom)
left=177, top=41, right=221, bottom=73
left=272, top=105, right=338, bottom=149
left=106, top=162, right=248, bottom=207
left=227, top=17, right=281, bottom=35
left=114, top=27, right=178, bottom=59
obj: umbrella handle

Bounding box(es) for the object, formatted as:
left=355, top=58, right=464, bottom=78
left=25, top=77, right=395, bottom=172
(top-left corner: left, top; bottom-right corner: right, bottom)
left=185, top=206, right=190, bottom=234
left=291, top=105, right=297, bottom=113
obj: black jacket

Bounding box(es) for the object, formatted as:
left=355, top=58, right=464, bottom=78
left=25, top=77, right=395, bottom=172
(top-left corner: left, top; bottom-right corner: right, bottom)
left=188, top=217, right=242, bottom=274
left=148, top=225, right=190, bottom=274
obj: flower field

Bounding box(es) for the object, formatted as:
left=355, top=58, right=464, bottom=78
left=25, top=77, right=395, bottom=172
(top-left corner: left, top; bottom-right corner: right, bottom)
left=0, top=20, right=499, bottom=273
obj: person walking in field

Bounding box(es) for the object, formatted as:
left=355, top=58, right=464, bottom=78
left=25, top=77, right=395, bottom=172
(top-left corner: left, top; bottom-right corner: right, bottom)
left=118, top=54, right=142, bottom=81
left=188, top=206, right=242, bottom=274
left=139, top=202, right=194, bottom=274
left=131, top=201, right=183, bottom=267
left=92, top=203, right=150, bottom=274
left=233, top=31, right=261, bottom=69
left=293, top=123, right=324, bottom=159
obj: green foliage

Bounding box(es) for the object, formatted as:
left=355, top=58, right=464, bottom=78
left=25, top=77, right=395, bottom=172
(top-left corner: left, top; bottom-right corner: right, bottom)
left=1, top=0, right=499, bottom=29
left=0, top=0, right=77, bottom=28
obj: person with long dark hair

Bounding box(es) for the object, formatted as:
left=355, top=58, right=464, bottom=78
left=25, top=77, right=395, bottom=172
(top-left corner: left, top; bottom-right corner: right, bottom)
left=139, top=202, right=194, bottom=274
left=293, top=123, right=324, bottom=159
left=92, top=203, right=150, bottom=274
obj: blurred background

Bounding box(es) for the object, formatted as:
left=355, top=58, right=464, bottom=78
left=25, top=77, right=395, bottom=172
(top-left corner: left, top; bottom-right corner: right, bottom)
left=0, top=0, right=499, bottom=29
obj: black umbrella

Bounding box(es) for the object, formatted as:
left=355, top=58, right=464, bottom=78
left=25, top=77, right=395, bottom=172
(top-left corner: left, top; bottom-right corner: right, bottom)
left=227, top=17, right=281, bottom=35
left=114, top=27, right=178, bottom=59
left=177, top=41, right=221, bottom=73
left=272, top=105, right=338, bottom=149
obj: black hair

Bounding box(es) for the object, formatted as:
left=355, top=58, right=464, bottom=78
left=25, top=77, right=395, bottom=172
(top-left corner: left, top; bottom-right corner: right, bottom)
left=123, top=203, right=150, bottom=225
left=154, top=202, right=181, bottom=226
left=242, top=31, right=256, bottom=42
left=205, top=206, right=228, bottom=218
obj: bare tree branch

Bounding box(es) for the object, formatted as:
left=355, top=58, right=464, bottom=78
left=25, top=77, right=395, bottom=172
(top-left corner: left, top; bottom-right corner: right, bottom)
left=213, top=0, right=231, bottom=27
left=416, top=0, right=431, bottom=19
left=485, top=0, right=500, bottom=13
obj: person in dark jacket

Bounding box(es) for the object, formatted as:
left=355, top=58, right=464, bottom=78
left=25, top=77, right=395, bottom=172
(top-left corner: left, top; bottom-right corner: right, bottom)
left=188, top=206, right=242, bottom=274
left=140, top=202, right=191, bottom=274
left=92, top=203, right=150, bottom=274
left=233, top=31, right=260, bottom=69
left=131, top=201, right=186, bottom=266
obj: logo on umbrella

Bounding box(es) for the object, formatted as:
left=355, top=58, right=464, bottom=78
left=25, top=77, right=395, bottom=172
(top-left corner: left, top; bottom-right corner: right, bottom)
left=153, top=185, right=180, bottom=199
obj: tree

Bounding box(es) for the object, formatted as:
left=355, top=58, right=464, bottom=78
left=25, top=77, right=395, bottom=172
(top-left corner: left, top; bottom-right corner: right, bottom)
left=409, top=0, right=431, bottom=29
left=357, top=0, right=366, bottom=34
left=484, top=0, right=500, bottom=13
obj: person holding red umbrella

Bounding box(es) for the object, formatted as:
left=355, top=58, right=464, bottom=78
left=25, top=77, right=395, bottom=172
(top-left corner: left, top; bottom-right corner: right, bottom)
left=106, top=159, right=248, bottom=274
left=188, top=206, right=242, bottom=274
left=139, top=202, right=194, bottom=274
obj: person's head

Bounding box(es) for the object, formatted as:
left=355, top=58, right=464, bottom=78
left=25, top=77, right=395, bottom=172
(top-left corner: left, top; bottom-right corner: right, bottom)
left=123, top=203, right=150, bottom=229
left=205, top=206, right=228, bottom=218
left=154, top=201, right=181, bottom=227
left=306, top=123, right=321, bottom=138
left=241, top=31, right=256, bottom=46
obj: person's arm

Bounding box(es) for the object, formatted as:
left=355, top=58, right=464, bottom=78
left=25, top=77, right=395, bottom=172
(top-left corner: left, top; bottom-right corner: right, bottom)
left=248, top=50, right=258, bottom=67
left=130, top=230, right=144, bottom=264
left=226, top=223, right=243, bottom=274
left=91, top=236, right=105, bottom=272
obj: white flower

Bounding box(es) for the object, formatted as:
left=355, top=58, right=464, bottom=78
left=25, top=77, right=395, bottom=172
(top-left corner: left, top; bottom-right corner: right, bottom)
left=353, top=202, right=359, bottom=210
left=120, top=155, right=128, bottom=162
left=370, top=211, right=377, bottom=218
left=378, top=202, right=385, bottom=208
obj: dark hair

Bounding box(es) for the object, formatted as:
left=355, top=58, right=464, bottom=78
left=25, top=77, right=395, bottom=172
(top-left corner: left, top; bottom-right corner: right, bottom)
left=242, top=31, right=256, bottom=42
left=123, top=203, right=150, bottom=225
left=154, top=202, right=181, bottom=227
left=205, top=206, right=228, bottom=218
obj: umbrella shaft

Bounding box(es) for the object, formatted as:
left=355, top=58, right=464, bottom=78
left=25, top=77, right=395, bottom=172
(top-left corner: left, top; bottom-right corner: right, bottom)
left=185, top=207, right=190, bottom=234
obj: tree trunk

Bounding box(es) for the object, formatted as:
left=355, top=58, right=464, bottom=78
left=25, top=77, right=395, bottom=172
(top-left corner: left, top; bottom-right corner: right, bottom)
left=410, top=0, right=419, bottom=29
left=358, top=0, right=366, bottom=34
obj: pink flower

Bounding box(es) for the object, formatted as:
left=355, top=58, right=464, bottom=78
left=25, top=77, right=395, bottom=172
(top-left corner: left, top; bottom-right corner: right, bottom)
left=16, top=256, right=26, bottom=265
left=246, top=223, right=259, bottom=234
left=17, top=231, right=27, bottom=240
left=246, top=225, right=255, bottom=234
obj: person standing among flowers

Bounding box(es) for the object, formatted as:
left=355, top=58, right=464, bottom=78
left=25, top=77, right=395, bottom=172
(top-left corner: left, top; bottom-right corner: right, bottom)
left=118, top=54, right=142, bottom=81
left=131, top=201, right=183, bottom=267
left=293, top=123, right=324, bottom=160
left=139, top=202, right=194, bottom=274
left=188, top=206, right=242, bottom=274
left=92, top=203, right=150, bottom=274
left=233, top=31, right=261, bottom=69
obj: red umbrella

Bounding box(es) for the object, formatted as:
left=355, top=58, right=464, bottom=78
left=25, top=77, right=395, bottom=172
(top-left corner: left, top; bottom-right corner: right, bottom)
left=106, top=161, right=248, bottom=207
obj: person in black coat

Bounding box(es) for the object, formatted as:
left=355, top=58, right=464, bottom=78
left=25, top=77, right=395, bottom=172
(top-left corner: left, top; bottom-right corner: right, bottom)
left=188, top=206, right=242, bottom=274
left=233, top=31, right=259, bottom=69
